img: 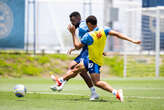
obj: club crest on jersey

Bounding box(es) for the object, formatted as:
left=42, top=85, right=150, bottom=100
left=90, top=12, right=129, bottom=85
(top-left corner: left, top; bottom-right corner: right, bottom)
left=96, top=32, right=102, bottom=39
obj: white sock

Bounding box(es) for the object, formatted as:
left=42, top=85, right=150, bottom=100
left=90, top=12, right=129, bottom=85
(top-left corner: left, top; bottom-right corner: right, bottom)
left=112, top=89, right=117, bottom=96
left=51, top=75, right=55, bottom=80
left=59, top=77, right=64, bottom=83
left=90, top=87, right=96, bottom=94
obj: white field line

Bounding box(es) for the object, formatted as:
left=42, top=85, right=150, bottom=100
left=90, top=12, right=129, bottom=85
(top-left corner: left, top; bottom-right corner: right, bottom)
left=62, top=88, right=164, bottom=91
left=121, top=88, right=164, bottom=90
left=28, top=91, right=164, bottom=99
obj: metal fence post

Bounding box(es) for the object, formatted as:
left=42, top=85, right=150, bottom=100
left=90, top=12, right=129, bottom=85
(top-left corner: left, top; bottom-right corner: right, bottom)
left=155, top=7, right=160, bottom=77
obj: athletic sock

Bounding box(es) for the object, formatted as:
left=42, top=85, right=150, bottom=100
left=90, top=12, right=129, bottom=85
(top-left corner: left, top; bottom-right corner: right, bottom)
left=112, top=89, right=117, bottom=96
left=51, top=75, right=55, bottom=80
left=90, top=87, right=96, bottom=94
left=59, top=77, right=64, bottom=83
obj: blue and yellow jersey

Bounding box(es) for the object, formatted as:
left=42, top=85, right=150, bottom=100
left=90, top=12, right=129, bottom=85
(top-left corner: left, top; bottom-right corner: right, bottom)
left=78, top=20, right=89, bottom=39
left=81, top=27, right=111, bottom=66
left=76, top=21, right=89, bottom=58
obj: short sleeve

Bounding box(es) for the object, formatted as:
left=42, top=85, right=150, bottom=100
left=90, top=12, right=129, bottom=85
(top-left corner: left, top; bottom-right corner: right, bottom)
left=78, top=28, right=87, bottom=39
left=81, top=33, right=93, bottom=45
left=104, top=27, right=111, bottom=36
left=78, top=21, right=89, bottom=39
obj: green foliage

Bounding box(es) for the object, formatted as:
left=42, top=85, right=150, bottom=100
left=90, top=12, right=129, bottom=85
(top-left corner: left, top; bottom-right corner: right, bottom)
left=21, top=65, right=42, bottom=76
left=0, top=54, right=71, bottom=77
left=0, top=53, right=163, bottom=77
left=0, top=59, right=12, bottom=75
left=0, top=59, right=8, bottom=67
left=37, top=56, right=50, bottom=64
left=126, top=56, right=156, bottom=77
left=50, top=54, right=74, bottom=61
left=52, top=68, right=64, bottom=74
left=160, top=64, right=164, bottom=76
left=104, top=56, right=123, bottom=77
left=26, top=56, right=35, bottom=62
left=0, top=68, right=5, bottom=75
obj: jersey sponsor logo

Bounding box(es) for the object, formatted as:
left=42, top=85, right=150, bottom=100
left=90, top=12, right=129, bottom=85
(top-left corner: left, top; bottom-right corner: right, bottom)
left=96, top=32, right=102, bottom=39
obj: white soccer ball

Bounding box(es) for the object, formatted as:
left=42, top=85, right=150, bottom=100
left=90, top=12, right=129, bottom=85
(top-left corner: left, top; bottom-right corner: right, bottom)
left=14, top=84, right=27, bottom=97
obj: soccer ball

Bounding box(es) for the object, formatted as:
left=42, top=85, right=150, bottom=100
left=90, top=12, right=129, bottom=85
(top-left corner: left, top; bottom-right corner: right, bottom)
left=14, top=84, right=27, bottom=97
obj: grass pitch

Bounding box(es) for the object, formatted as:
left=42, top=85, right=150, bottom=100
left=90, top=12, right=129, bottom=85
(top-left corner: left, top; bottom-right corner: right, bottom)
left=0, top=77, right=164, bottom=110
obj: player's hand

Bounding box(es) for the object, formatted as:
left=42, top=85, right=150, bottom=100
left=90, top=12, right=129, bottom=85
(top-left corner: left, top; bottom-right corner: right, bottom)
left=67, top=24, right=76, bottom=35
left=103, top=52, right=107, bottom=56
left=133, top=40, right=141, bottom=44
left=67, top=48, right=73, bottom=55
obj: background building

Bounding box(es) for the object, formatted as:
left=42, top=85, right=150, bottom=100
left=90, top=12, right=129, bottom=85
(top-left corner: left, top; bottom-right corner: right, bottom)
left=142, top=0, right=164, bottom=51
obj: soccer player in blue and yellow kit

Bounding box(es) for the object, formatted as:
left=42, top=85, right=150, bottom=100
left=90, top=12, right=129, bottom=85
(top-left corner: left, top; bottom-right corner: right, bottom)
left=51, top=12, right=99, bottom=100
left=53, top=15, right=141, bottom=102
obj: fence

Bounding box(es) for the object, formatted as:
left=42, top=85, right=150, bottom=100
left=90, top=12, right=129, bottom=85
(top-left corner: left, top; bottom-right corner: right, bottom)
left=122, top=6, right=164, bottom=77
left=0, top=0, right=164, bottom=77
left=25, top=0, right=104, bottom=53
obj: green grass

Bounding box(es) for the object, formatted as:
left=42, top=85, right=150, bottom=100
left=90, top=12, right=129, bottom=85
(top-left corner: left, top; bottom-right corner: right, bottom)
left=0, top=77, right=164, bottom=110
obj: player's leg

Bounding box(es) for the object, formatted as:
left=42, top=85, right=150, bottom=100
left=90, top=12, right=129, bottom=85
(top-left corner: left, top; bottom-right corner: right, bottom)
left=61, top=61, right=79, bottom=80
left=71, top=57, right=97, bottom=88
left=50, top=62, right=86, bottom=91
left=62, top=62, right=84, bottom=80
left=78, top=69, right=99, bottom=100
left=61, top=63, right=94, bottom=88
left=69, top=60, right=93, bottom=88
left=51, top=60, right=99, bottom=100
left=90, top=73, right=123, bottom=102
left=79, top=70, right=93, bottom=88
left=90, top=74, right=113, bottom=92
left=50, top=60, right=81, bottom=91
left=87, top=60, right=123, bottom=102
left=67, top=58, right=96, bottom=89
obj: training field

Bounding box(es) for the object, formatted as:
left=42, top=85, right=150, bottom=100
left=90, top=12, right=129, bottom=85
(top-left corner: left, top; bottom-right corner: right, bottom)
left=0, top=77, right=164, bottom=110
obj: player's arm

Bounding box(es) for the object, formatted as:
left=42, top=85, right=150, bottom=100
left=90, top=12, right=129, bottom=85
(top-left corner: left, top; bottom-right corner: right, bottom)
left=67, top=24, right=84, bottom=50
left=109, top=30, right=141, bottom=44
left=103, top=52, right=121, bottom=56
left=67, top=48, right=76, bottom=55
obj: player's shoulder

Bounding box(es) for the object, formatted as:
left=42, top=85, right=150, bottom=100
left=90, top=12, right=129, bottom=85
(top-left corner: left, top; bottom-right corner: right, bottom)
left=103, top=26, right=111, bottom=30
left=103, top=26, right=112, bottom=35
left=79, top=20, right=86, bottom=27
left=79, top=20, right=88, bottom=30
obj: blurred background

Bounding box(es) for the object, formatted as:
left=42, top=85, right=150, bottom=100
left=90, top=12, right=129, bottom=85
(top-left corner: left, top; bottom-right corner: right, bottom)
left=0, top=0, right=164, bottom=77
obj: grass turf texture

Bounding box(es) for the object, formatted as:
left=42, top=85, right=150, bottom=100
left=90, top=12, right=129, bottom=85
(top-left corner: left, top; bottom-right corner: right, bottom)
left=0, top=77, right=164, bottom=110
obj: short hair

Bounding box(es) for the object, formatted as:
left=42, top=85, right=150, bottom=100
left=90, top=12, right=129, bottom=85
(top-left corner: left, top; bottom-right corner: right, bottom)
left=69, top=11, right=81, bottom=18
left=86, top=15, right=97, bottom=25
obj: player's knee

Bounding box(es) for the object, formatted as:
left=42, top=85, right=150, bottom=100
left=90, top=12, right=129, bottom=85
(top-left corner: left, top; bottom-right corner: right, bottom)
left=77, top=63, right=85, bottom=70
left=72, top=73, right=78, bottom=78
left=79, top=69, right=87, bottom=75
left=72, top=67, right=79, bottom=73
left=68, top=62, right=76, bottom=70
left=94, top=81, right=101, bottom=87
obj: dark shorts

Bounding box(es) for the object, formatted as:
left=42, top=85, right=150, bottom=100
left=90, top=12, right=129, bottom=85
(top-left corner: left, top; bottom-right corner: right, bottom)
left=74, top=54, right=85, bottom=64
left=83, top=58, right=101, bottom=74
left=74, top=48, right=88, bottom=64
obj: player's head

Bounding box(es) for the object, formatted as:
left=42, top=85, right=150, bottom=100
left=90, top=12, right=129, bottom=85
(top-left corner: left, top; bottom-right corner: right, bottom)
left=69, top=11, right=81, bottom=28
left=86, top=15, right=97, bottom=31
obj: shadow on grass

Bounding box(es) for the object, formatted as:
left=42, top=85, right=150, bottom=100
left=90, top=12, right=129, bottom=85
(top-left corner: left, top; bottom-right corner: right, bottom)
left=53, top=97, right=118, bottom=103
left=16, top=99, right=26, bottom=101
